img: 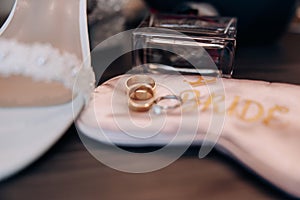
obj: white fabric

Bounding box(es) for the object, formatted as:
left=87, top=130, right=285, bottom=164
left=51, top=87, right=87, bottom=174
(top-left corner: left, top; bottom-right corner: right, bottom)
left=77, top=74, right=300, bottom=197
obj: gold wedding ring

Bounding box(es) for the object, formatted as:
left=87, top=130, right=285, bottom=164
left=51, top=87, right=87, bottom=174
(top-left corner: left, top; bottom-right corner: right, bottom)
left=126, top=75, right=156, bottom=91
left=126, top=75, right=183, bottom=113
left=128, top=83, right=155, bottom=112
left=129, top=84, right=154, bottom=100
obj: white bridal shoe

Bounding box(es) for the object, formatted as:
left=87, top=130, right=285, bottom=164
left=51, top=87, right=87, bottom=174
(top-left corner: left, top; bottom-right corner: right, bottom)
left=0, top=0, right=95, bottom=180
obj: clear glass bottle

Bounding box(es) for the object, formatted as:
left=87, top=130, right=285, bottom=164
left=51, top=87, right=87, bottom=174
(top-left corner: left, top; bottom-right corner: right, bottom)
left=133, top=14, right=237, bottom=78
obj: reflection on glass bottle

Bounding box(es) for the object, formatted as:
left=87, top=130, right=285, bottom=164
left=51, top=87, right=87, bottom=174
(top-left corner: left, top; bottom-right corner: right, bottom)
left=133, top=14, right=237, bottom=78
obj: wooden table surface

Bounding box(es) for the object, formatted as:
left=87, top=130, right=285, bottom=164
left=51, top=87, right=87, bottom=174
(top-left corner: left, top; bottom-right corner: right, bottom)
left=0, top=32, right=299, bottom=200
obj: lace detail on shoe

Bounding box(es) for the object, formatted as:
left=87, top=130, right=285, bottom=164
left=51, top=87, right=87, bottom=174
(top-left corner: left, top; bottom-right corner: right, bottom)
left=0, top=39, right=95, bottom=104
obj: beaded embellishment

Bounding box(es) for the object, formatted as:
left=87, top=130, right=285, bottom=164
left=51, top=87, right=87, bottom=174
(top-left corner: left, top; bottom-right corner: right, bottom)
left=0, top=39, right=95, bottom=104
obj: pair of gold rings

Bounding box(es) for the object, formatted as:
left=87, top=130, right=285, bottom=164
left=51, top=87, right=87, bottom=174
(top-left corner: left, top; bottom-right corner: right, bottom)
left=126, top=75, right=182, bottom=114
left=126, top=75, right=156, bottom=112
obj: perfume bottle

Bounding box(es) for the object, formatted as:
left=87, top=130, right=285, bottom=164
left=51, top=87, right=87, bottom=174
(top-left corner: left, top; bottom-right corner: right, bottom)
left=133, top=14, right=237, bottom=77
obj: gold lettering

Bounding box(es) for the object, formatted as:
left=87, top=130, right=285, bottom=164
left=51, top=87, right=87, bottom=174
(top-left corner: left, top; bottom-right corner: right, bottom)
left=185, top=76, right=217, bottom=87
left=227, top=96, right=240, bottom=116
left=263, top=105, right=289, bottom=126
left=180, top=90, right=201, bottom=112
left=239, top=100, right=264, bottom=122
left=179, top=91, right=289, bottom=127
left=202, top=93, right=225, bottom=114
left=202, top=95, right=212, bottom=112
